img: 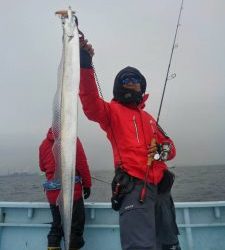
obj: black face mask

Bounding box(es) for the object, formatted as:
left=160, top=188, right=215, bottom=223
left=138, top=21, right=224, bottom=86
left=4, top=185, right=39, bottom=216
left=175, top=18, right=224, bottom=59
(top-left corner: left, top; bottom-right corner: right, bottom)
left=115, top=87, right=143, bottom=105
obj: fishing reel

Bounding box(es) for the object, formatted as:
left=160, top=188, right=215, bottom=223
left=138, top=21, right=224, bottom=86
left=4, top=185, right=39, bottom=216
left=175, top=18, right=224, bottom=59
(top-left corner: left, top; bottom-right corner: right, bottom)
left=154, top=143, right=171, bottom=161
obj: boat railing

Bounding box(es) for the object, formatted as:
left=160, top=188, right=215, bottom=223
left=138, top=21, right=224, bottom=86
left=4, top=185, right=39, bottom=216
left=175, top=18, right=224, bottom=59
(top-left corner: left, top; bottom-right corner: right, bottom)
left=0, top=201, right=225, bottom=250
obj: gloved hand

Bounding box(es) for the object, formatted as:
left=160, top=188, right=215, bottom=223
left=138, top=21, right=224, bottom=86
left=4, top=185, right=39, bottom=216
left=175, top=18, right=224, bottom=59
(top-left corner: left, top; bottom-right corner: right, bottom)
left=80, top=36, right=94, bottom=68
left=83, top=187, right=91, bottom=199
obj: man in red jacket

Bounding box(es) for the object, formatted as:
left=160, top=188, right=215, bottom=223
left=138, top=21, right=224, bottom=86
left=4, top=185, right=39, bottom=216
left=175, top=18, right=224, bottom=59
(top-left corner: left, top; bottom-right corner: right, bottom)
left=39, top=128, right=92, bottom=250
left=79, top=38, right=181, bottom=250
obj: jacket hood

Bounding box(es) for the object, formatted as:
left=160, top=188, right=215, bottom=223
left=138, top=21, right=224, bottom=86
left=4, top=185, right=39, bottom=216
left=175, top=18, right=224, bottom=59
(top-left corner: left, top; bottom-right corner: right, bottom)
left=113, top=66, right=147, bottom=97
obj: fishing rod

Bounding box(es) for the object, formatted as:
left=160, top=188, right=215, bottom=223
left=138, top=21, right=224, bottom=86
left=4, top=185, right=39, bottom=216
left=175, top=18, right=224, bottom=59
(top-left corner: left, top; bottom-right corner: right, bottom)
left=140, top=0, right=185, bottom=203
left=156, top=0, right=184, bottom=124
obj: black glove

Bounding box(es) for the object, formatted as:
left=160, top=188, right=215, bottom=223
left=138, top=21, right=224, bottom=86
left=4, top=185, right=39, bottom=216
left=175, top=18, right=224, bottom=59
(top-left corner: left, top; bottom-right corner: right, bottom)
left=80, top=37, right=94, bottom=69
left=83, top=187, right=91, bottom=199
left=80, top=48, right=92, bottom=69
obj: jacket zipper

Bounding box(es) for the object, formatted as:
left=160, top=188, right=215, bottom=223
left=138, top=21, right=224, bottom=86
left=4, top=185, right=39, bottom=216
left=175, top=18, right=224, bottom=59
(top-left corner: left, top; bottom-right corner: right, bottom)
left=149, top=120, right=156, bottom=136
left=133, top=116, right=140, bottom=143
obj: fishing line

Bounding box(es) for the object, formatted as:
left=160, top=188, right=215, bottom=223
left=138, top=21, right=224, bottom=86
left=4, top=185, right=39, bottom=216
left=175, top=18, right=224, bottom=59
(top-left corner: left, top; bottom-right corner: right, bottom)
left=91, top=176, right=111, bottom=185
left=91, top=62, right=124, bottom=167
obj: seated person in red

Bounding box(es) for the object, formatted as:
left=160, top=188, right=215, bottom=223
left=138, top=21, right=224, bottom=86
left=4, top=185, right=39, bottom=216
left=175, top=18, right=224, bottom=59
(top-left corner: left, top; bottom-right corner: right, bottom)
left=39, top=128, right=92, bottom=250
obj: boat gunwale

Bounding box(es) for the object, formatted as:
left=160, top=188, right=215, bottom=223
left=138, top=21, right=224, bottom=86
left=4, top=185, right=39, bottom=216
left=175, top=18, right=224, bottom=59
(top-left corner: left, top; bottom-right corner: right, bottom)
left=1, top=201, right=225, bottom=208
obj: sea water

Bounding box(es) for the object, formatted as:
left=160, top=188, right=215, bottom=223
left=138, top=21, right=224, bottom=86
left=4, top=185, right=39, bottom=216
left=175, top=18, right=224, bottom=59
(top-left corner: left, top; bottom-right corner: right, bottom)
left=0, top=165, right=225, bottom=202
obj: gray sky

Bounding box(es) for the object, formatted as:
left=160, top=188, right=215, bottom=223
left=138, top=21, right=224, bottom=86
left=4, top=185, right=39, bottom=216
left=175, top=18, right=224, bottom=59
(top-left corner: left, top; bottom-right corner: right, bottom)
left=0, top=0, right=225, bottom=175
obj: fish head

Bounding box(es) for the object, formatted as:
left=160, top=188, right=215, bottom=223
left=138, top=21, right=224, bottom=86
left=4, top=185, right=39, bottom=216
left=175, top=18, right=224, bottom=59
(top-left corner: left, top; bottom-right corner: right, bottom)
left=56, top=7, right=78, bottom=38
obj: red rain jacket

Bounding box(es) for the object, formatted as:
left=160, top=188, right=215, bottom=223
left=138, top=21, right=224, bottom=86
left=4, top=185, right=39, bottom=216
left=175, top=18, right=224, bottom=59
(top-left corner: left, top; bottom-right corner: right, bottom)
left=39, top=128, right=91, bottom=204
left=79, top=68, right=176, bottom=185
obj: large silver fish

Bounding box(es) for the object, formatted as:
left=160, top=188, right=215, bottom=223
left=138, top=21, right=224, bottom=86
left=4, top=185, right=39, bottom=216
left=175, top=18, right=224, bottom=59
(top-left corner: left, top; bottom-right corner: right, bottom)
left=52, top=7, right=80, bottom=250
